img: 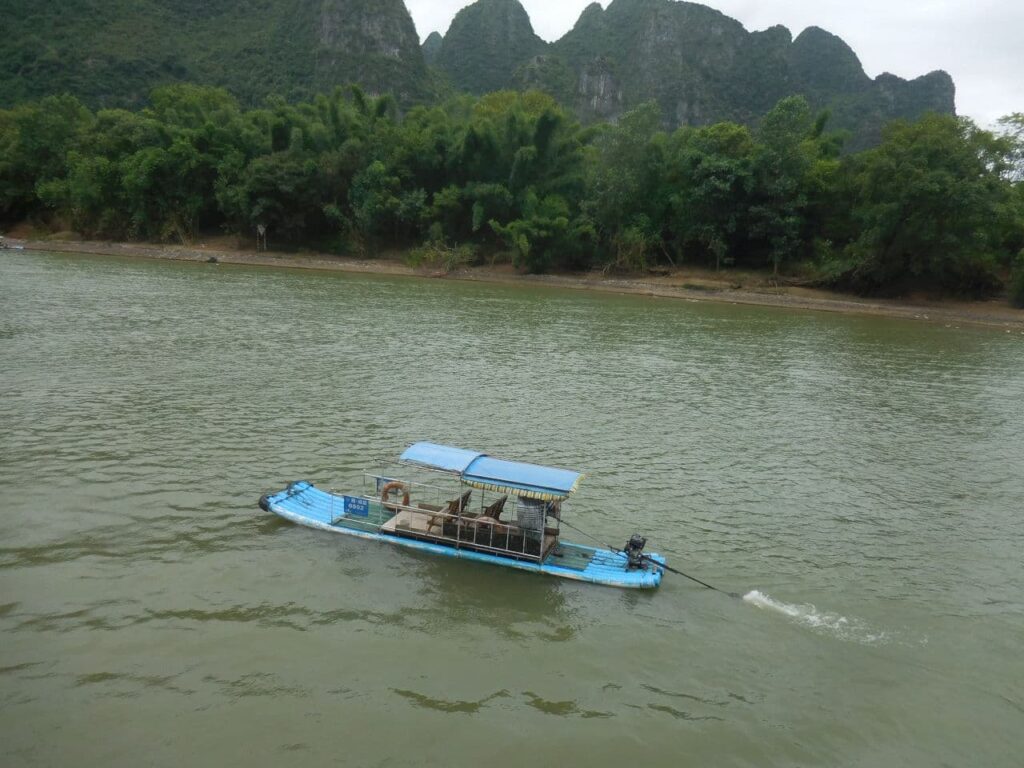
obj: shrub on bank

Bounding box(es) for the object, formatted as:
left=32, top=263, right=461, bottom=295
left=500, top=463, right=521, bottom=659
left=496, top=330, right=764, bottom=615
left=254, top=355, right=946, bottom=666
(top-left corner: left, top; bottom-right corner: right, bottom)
left=404, top=240, right=478, bottom=273
left=1010, top=255, right=1024, bottom=308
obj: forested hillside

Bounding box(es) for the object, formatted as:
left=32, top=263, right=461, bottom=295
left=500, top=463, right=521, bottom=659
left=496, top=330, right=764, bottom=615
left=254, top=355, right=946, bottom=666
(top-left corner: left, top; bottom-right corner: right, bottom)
left=431, top=0, right=956, bottom=150
left=0, top=0, right=429, bottom=108
left=3, top=0, right=954, bottom=149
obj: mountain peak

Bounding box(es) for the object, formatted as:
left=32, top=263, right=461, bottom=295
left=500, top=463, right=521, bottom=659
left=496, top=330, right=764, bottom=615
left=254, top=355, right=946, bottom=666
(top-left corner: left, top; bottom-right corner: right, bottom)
left=437, top=0, right=546, bottom=94
left=316, top=0, right=426, bottom=96
left=755, top=25, right=793, bottom=45
left=422, top=31, right=444, bottom=66
left=789, top=25, right=869, bottom=95
left=874, top=69, right=956, bottom=122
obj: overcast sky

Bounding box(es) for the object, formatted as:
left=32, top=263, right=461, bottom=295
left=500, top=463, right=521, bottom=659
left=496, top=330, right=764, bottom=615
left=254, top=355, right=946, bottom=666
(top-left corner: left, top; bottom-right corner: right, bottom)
left=405, top=0, right=1023, bottom=127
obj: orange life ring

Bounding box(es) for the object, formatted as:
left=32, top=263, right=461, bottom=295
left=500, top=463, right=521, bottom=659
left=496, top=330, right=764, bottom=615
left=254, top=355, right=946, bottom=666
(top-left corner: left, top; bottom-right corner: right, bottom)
left=381, top=481, right=410, bottom=510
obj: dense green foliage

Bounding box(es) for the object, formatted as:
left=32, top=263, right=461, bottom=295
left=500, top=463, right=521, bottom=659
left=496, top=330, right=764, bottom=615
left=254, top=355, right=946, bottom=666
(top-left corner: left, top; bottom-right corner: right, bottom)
left=2, top=85, right=1021, bottom=300
left=825, top=116, right=1015, bottom=295
left=0, top=0, right=429, bottom=109
left=999, top=114, right=1024, bottom=183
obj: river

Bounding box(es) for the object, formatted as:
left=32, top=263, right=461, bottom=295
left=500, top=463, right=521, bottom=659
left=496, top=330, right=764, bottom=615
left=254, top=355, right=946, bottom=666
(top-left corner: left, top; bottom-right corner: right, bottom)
left=1, top=250, right=1022, bottom=766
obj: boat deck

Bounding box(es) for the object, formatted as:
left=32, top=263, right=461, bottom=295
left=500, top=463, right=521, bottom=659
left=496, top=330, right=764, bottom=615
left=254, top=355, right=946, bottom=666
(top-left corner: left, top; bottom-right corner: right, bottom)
left=260, top=482, right=663, bottom=589
left=264, top=481, right=392, bottom=533
left=381, top=508, right=560, bottom=562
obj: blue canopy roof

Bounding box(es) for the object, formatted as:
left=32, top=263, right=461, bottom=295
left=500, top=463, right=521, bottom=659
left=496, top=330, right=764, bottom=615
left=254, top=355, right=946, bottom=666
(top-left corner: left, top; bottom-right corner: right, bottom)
left=399, top=442, right=584, bottom=501
left=399, top=443, right=485, bottom=473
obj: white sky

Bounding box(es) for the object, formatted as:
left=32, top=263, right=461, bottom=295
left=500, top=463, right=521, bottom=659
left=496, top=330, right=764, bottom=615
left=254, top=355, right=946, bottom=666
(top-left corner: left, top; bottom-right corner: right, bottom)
left=406, top=0, right=1024, bottom=127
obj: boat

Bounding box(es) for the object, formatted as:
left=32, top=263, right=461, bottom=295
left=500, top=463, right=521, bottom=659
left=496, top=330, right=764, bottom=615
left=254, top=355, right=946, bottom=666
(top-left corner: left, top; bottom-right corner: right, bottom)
left=259, top=442, right=665, bottom=589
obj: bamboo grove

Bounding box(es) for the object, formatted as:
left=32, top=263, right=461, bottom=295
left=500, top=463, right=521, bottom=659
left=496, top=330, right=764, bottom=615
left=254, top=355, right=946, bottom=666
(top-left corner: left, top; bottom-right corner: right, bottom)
left=2, top=85, right=1022, bottom=302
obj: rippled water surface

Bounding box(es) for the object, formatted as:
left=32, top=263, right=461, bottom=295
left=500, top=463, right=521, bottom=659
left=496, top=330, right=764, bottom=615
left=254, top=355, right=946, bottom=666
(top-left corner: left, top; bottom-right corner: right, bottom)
left=2, top=250, right=1023, bottom=766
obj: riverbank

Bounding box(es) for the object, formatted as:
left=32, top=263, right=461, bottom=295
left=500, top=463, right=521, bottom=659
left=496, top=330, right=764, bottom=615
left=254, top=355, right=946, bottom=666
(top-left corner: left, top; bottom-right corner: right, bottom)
left=7, top=235, right=1024, bottom=330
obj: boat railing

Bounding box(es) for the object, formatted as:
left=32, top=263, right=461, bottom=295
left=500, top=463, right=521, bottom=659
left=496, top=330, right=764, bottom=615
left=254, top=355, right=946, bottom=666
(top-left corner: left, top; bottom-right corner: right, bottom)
left=323, top=474, right=457, bottom=525
left=362, top=473, right=456, bottom=507
left=334, top=472, right=560, bottom=563
left=376, top=494, right=554, bottom=563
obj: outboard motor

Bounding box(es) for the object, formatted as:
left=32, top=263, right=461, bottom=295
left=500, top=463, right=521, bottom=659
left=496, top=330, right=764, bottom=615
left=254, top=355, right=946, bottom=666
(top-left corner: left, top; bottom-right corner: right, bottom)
left=624, top=534, right=648, bottom=570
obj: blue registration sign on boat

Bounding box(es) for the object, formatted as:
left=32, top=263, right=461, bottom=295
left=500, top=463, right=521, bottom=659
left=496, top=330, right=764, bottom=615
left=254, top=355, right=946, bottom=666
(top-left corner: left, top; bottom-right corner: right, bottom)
left=345, top=496, right=370, bottom=517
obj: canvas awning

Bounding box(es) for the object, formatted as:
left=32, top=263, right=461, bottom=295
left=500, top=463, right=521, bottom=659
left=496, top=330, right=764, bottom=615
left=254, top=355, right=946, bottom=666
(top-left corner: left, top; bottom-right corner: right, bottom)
left=399, top=442, right=584, bottom=501
left=399, top=443, right=485, bottom=474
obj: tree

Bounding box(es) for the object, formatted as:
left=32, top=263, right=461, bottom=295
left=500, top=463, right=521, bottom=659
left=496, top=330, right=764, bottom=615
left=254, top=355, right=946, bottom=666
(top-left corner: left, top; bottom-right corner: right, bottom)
left=0, top=95, right=92, bottom=224
left=224, top=152, right=327, bottom=244
left=748, top=96, right=828, bottom=274
left=584, top=102, right=670, bottom=269
left=1011, top=252, right=1024, bottom=308
left=836, top=115, right=1010, bottom=296
left=491, top=191, right=595, bottom=273
left=37, top=108, right=167, bottom=236
left=997, top=113, right=1024, bottom=183
left=665, top=122, right=755, bottom=270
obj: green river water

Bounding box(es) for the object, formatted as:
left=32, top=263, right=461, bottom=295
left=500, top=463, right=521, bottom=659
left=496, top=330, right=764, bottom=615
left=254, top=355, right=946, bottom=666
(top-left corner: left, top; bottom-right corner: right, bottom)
left=1, top=250, right=1022, bottom=767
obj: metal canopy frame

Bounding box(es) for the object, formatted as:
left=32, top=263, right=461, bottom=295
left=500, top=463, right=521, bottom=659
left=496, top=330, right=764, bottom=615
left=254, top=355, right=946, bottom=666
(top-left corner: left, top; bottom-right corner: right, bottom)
left=361, top=450, right=570, bottom=563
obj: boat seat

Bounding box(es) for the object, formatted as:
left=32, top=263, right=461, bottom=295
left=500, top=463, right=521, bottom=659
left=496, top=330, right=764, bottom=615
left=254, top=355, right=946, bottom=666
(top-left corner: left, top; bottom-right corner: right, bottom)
left=480, top=495, right=508, bottom=521
left=452, top=490, right=472, bottom=515
left=426, top=491, right=472, bottom=528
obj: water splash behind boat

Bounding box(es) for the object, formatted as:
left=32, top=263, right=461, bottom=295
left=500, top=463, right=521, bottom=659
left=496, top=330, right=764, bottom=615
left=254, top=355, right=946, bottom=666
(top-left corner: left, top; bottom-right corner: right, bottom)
left=743, top=590, right=891, bottom=645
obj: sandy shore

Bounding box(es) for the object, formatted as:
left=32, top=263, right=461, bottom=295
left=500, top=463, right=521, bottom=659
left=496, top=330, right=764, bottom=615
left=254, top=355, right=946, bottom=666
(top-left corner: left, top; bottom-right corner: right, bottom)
left=7, top=236, right=1024, bottom=331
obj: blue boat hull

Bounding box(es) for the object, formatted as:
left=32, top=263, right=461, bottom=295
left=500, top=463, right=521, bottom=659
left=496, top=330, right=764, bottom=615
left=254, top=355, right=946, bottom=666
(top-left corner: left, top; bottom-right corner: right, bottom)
left=261, top=482, right=663, bottom=590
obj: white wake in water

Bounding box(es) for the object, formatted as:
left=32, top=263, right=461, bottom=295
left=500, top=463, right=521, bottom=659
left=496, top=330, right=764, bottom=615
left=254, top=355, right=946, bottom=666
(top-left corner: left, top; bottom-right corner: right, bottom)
left=743, top=590, right=891, bottom=645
